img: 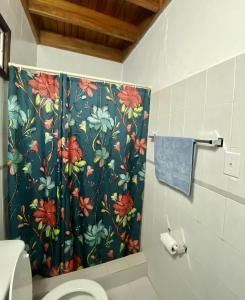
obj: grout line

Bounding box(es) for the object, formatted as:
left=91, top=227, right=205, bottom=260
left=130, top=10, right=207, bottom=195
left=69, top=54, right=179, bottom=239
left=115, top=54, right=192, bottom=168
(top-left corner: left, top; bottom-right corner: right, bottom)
left=228, top=57, right=237, bottom=151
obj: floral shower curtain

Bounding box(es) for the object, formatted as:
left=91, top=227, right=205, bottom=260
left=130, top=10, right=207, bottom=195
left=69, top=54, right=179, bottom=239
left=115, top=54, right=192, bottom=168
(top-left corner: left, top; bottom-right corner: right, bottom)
left=8, top=66, right=150, bottom=277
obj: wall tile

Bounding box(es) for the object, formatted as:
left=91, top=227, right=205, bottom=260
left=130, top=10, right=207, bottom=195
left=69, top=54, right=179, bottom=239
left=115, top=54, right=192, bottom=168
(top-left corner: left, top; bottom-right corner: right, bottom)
left=157, top=87, right=171, bottom=136
left=147, top=91, right=160, bottom=161
left=194, top=185, right=227, bottom=238
left=169, top=109, right=185, bottom=137
left=218, top=241, right=245, bottom=299
left=223, top=198, right=245, bottom=255
left=231, top=101, right=245, bottom=148
left=180, top=210, right=223, bottom=275
left=200, top=101, right=232, bottom=190
left=199, top=147, right=228, bottom=190
left=148, top=91, right=160, bottom=134
left=184, top=106, right=204, bottom=138
left=179, top=252, right=238, bottom=300
left=170, top=80, right=187, bottom=111
left=186, top=71, right=206, bottom=109
left=163, top=187, right=182, bottom=231
left=203, top=102, right=233, bottom=147
left=193, top=147, right=204, bottom=181
left=148, top=243, right=198, bottom=300
left=180, top=198, right=245, bottom=299
left=234, top=53, right=245, bottom=102
left=178, top=185, right=198, bottom=220
left=206, top=59, right=235, bottom=106
left=159, top=87, right=171, bottom=113
left=141, top=163, right=156, bottom=256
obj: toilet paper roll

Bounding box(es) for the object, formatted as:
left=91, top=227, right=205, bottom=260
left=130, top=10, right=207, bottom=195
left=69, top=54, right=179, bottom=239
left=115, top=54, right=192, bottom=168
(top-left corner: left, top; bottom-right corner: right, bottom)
left=160, top=232, right=178, bottom=255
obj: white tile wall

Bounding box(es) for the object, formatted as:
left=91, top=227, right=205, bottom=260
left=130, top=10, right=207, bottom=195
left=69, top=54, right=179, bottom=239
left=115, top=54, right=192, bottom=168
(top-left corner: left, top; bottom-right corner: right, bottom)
left=234, top=53, right=245, bottom=102
left=206, top=59, right=235, bottom=106
left=231, top=101, right=245, bottom=148
left=0, top=0, right=38, bottom=239
left=140, top=54, right=245, bottom=299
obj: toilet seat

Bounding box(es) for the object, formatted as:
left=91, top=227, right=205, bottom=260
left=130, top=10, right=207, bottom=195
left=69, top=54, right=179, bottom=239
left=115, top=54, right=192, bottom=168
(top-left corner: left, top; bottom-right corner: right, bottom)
left=42, top=279, right=108, bottom=300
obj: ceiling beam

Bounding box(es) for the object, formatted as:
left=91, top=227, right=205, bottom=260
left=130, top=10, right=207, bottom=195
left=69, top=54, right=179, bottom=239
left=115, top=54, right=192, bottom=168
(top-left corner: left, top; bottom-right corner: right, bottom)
left=28, top=0, right=138, bottom=42
left=39, top=31, right=123, bottom=62
left=126, top=0, right=160, bottom=12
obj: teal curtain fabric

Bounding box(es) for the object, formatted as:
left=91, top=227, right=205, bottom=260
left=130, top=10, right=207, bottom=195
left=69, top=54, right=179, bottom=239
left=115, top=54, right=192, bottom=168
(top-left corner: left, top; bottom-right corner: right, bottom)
left=8, top=66, right=150, bottom=277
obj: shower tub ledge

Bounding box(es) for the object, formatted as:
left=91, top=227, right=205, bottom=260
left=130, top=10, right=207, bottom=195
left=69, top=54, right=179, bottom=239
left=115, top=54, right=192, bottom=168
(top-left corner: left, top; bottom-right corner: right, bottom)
left=33, top=252, right=148, bottom=299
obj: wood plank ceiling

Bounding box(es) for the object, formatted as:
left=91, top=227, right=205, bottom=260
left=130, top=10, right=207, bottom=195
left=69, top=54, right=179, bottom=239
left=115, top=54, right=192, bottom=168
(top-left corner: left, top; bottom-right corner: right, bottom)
left=21, top=0, right=171, bottom=62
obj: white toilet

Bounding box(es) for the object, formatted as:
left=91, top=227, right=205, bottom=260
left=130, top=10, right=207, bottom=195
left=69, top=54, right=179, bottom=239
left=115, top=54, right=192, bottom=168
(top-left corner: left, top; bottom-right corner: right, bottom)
left=0, top=240, right=108, bottom=300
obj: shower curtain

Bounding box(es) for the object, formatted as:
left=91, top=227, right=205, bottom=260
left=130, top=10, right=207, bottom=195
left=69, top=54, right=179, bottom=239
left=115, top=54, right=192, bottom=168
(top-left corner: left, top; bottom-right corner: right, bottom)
left=7, top=66, right=150, bottom=276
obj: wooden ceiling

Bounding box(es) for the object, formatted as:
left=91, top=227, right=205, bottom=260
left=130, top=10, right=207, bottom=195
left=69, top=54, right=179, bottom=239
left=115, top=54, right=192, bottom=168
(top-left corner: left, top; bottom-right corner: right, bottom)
left=21, top=0, right=171, bottom=62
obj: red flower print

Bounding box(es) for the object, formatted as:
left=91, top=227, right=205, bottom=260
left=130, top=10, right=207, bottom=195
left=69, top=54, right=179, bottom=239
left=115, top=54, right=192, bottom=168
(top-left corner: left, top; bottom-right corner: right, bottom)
left=53, top=130, right=58, bottom=138
left=79, top=197, right=93, bottom=217
left=144, top=111, right=149, bottom=120
left=44, top=243, right=49, bottom=252
left=72, top=188, right=79, bottom=198
left=86, top=167, right=94, bottom=176
left=30, top=140, right=38, bottom=153
left=61, top=207, right=65, bottom=220
left=114, top=141, right=120, bottom=152
left=131, top=132, right=136, bottom=142
left=79, top=79, right=98, bottom=97
left=121, top=232, right=126, bottom=241
left=128, top=239, right=140, bottom=253
left=49, top=266, right=60, bottom=277
left=134, top=138, right=147, bottom=155
left=28, top=73, right=59, bottom=101
left=137, top=213, right=142, bottom=222
left=118, top=85, right=142, bottom=108
left=44, top=118, right=53, bottom=129
left=33, top=199, right=56, bottom=227
left=120, top=232, right=129, bottom=244
left=107, top=250, right=114, bottom=259
left=63, top=256, right=81, bottom=273
left=46, top=256, right=52, bottom=269
left=127, top=124, right=132, bottom=132
left=58, top=136, right=83, bottom=164
left=113, top=192, right=134, bottom=217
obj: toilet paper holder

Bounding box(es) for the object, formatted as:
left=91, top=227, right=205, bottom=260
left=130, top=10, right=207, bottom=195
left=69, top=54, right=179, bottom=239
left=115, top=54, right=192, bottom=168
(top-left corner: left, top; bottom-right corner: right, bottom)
left=175, top=243, right=187, bottom=255
left=160, top=228, right=187, bottom=256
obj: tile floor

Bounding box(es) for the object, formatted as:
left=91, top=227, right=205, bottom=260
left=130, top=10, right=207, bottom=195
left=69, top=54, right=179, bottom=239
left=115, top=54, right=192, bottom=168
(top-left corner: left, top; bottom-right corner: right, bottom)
left=107, top=276, right=160, bottom=300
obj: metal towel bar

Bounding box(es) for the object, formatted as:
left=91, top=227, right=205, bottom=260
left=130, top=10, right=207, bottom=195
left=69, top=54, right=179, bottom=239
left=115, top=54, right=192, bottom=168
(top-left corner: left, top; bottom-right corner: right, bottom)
left=148, top=136, right=224, bottom=148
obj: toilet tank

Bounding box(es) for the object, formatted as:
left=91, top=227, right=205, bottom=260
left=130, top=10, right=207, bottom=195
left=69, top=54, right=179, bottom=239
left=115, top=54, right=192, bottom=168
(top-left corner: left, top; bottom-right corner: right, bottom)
left=0, top=240, right=32, bottom=300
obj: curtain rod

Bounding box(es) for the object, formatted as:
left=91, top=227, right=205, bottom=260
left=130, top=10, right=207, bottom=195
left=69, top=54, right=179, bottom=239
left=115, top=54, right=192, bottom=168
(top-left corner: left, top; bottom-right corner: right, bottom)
left=8, top=63, right=152, bottom=90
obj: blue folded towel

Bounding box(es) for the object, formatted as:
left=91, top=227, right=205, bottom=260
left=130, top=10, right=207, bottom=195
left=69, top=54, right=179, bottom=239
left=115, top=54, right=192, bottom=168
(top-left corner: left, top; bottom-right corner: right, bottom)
left=154, top=136, right=196, bottom=196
